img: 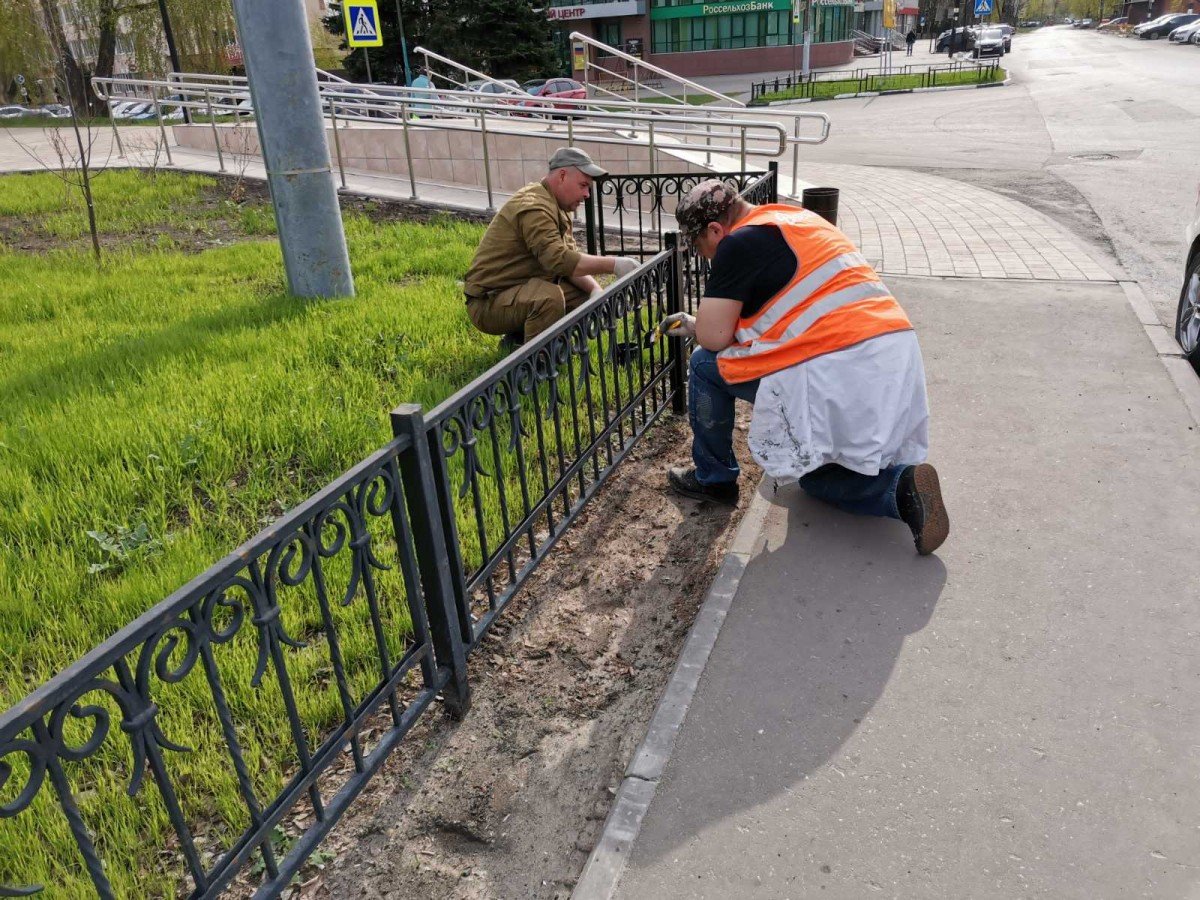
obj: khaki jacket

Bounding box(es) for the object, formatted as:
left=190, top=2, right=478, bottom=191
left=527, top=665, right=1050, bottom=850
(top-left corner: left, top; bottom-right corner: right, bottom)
left=464, top=182, right=581, bottom=297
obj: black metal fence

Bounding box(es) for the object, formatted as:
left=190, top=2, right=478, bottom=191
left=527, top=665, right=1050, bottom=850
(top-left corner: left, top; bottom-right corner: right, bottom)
left=0, top=170, right=784, bottom=898
left=748, top=60, right=1001, bottom=104
left=584, top=165, right=778, bottom=317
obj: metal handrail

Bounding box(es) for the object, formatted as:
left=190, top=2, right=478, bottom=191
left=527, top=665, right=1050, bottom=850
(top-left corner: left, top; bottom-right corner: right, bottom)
left=91, top=71, right=830, bottom=200
left=568, top=31, right=743, bottom=107
left=411, top=45, right=530, bottom=97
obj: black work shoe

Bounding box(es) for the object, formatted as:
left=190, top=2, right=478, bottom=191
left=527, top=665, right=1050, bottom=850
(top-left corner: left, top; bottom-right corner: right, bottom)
left=499, top=330, right=525, bottom=353
left=668, top=466, right=738, bottom=506
left=897, top=463, right=950, bottom=556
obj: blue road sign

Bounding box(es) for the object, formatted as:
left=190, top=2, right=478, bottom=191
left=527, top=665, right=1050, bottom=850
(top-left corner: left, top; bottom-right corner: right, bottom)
left=974, top=0, right=992, bottom=15
left=345, top=1, right=383, bottom=47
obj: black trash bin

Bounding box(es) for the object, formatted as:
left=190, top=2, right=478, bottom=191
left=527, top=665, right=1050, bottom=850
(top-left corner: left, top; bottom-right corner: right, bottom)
left=801, top=187, right=839, bottom=226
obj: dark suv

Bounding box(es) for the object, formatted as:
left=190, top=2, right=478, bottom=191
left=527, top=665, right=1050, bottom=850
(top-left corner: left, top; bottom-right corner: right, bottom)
left=936, top=26, right=975, bottom=52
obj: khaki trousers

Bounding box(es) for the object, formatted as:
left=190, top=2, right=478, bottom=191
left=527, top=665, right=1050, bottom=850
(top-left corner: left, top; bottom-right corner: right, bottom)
left=466, top=278, right=589, bottom=342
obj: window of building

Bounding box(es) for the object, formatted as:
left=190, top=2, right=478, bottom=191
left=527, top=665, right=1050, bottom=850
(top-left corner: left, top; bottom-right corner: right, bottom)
left=651, top=10, right=791, bottom=53
left=597, top=19, right=622, bottom=49
left=814, top=5, right=852, bottom=42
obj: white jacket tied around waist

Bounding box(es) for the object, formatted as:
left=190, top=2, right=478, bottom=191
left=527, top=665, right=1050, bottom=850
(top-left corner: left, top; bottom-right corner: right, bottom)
left=746, top=329, right=930, bottom=482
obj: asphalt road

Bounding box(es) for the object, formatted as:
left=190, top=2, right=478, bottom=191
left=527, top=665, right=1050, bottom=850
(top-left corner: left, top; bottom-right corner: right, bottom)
left=790, top=27, right=1200, bottom=324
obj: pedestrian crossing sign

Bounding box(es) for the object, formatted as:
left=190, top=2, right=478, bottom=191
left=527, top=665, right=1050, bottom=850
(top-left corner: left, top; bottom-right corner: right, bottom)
left=345, top=0, right=383, bottom=47
left=974, top=0, right=992, bottom=14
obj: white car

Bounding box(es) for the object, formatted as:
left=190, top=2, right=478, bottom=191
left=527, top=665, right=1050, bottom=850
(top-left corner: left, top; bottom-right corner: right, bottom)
left=1176, top=185, right=1200, bottom=373
left=1167, top=19, right=1200, bottom=41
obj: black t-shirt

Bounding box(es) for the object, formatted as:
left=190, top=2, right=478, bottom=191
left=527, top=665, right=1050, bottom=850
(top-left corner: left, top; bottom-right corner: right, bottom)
left=703, top=224, right=798, bottom=318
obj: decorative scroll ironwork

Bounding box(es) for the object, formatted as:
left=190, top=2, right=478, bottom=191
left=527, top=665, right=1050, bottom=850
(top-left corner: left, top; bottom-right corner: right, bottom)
left=420, top=250, right=680, bottom=651
left=585, top=166, right=778, bottom=314
left=0, top=441, right=454, bottom=898
left=584, top=165, right=778, bottom=262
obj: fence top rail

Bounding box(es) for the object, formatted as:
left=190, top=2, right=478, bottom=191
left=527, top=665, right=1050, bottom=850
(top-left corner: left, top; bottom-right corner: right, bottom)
left=0, top=432, right=414, bottom=741
left=423, top=249, right=673, bottom=431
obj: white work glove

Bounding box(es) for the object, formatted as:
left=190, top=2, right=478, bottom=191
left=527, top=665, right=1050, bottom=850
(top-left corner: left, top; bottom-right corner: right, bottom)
left=611, top=256, right=640, bottom=278
left=654, top=312, right=696, bottom=340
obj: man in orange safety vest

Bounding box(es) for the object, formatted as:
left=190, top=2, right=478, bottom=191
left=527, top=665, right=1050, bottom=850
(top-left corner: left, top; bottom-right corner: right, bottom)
left=657, top=179, right=949, bottom=555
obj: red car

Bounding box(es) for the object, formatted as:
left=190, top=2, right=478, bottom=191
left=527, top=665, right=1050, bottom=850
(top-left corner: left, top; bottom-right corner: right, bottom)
left=520, top=78, right=586, bottom=115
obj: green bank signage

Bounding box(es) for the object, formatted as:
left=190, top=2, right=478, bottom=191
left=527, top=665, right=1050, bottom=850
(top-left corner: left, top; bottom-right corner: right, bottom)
left=650, top=0, right=791, bottom=18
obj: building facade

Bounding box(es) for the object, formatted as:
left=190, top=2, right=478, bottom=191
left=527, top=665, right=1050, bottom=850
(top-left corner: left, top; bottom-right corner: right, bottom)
left=549, top=0, right=856, bottom=78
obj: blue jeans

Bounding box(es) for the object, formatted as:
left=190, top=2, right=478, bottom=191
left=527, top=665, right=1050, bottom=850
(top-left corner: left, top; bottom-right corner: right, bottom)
left=688, top=347, right=905, bottom=520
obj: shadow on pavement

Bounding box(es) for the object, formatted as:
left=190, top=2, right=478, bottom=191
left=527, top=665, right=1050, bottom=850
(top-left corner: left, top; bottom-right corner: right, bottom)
left=635, top=480, right=946, bottom=861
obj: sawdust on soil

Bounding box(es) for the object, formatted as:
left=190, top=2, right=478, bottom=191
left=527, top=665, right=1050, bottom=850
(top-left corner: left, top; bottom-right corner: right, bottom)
left=275, top=413, right=758, bottom=900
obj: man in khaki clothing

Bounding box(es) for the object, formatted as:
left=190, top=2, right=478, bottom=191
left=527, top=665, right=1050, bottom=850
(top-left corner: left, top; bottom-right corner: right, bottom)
left=464, top=147, right=640, bottom=348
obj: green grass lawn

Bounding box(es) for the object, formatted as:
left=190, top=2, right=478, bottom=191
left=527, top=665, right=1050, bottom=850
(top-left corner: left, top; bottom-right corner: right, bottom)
left=0, top=169, right=509, bottom=896
left=752, top=65, right=1005, bottom=103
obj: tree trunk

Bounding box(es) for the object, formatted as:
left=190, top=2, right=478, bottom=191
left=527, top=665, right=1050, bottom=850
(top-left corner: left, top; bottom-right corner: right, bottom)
left=38, top=0, right=91, bottom=115
left=95, top=0, right=118, bottom=85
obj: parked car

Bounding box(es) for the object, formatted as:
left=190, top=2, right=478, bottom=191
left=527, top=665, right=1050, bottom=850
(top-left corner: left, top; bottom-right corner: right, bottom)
left=995, top=23, right=1014, bottom=50
left=1072, top=17, right=1094, bottom=27
left=972, top=26, right=1007, bottom=57
left=39, top=104, right=73, bottom=119
left=111, top=100, right=147, bottom=118
left=1097, top=16, right=1127, bottom=29
left=1174, top=185, right=1200, bottom=373
left=1168, top=18, right=1200, bottom=41
left=0, top=104, right=34, bottom=119
left=523, top=78, right=586, bottom=111
left=935, top=26, right=975, bottom=52
left=466, top=79, right=524, bottom=98
left=1135, top=12, right=1199, bottom=38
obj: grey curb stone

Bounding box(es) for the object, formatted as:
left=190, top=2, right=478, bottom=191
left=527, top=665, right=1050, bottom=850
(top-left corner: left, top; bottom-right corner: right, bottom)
left=571, top=481, right=775, bottom=900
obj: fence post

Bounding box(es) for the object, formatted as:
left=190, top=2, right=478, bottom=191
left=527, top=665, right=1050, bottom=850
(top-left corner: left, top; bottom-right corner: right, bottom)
left=665, top=232, right=687, bottom=415
left=768, top=160, right=779, bottom=203
left=584, top=190, right=597, bottom=255
left=151, top=86, right=174, bottom=167
left=391, top=404, right=472, bottom=719
left=206, top=88, right=225, bottom=174
left=329, top=103, right=347, bottom=190
left=479, top=107, right=495, bottom=213
left=400, top=101, right=417, bottom=200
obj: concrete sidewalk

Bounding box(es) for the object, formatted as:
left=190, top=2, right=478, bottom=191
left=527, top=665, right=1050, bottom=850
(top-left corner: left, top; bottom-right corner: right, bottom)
left=578, top=275, right=1200, bottom=899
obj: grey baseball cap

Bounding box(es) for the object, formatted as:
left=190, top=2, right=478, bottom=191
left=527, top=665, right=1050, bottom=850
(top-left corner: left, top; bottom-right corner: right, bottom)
left=548, top=147, right=606, bottom=177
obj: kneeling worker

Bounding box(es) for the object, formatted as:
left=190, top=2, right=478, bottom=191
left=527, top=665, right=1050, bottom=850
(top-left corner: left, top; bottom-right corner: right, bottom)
left=463, top=148, right=640, bottom=348
left=660, top=180, right=950, bottom=555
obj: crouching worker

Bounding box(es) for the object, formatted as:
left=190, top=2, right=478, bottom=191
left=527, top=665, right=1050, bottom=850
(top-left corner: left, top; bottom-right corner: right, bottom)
left=659, top=180, right=950, bottom=555
left=463, top=147, right=640, bottom=350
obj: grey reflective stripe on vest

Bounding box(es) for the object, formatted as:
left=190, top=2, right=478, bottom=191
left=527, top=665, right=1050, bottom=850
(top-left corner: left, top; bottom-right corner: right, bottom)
left=719, top=281, right=892, bottom=362
left=733, top=251, right=871, bottom=344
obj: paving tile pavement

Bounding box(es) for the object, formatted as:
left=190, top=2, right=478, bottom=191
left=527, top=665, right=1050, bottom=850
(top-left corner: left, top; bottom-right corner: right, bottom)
left=793, top=161, right=1116, bottom=282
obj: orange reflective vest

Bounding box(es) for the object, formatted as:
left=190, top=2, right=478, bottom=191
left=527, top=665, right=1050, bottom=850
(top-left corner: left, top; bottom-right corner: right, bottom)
left=716, top=204, right=913, bottom=384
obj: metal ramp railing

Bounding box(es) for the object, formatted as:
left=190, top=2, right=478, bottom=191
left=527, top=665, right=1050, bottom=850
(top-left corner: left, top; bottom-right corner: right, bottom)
left=568, top=32, right=743, bottom=107
left=91, top=68, right=831, bottom=202
left=410, top=45, right=530, bottom=98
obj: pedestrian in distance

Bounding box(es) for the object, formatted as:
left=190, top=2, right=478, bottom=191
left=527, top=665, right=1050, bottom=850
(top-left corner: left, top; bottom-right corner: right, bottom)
left=906, top=28, right=917, bottom=54
left=463, top=148, right=640, bottom=352
left=656, top=180, right=950, bottom=556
